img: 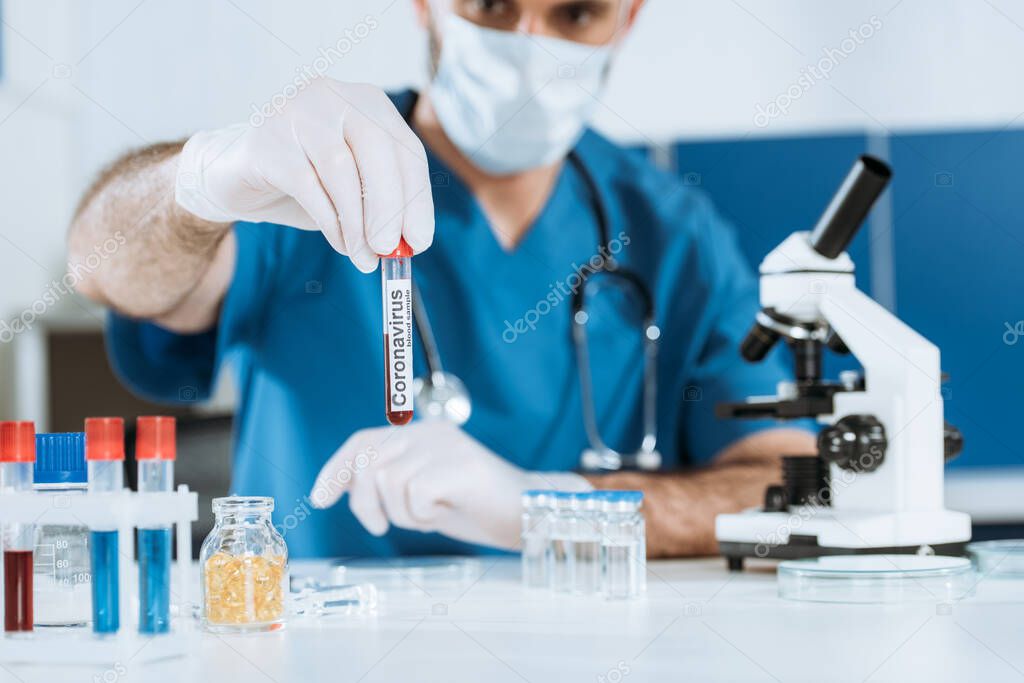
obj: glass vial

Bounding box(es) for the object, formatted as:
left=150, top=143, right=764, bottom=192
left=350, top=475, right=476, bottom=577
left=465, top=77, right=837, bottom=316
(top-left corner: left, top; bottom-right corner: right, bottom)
left=1, top=421, right=37, bottom=634
left=200, top=497, right=288, bottom=633
left=381, top=238, right=414, bottom=426
left=85, top=417, right=125, bottom=634
left=573, top=492, right=602, bottom=595
left=549, top=492, right=579, bottom=593
left=136, top=416, right=176, bottom=635
left=520, top=490, right=552, bottom=589
left=600, top=491, right=646, bottom=599
left=33, top=432, right=90, bottom=627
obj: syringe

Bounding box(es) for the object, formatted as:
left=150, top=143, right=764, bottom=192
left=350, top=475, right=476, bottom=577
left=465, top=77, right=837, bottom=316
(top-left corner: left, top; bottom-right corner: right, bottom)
left=381, top=238, right=414, bottom=426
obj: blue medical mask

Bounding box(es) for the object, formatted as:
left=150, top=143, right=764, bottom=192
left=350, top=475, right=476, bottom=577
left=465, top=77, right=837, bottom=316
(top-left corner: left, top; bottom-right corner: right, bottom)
left=429, top=14, right=613, bottom=176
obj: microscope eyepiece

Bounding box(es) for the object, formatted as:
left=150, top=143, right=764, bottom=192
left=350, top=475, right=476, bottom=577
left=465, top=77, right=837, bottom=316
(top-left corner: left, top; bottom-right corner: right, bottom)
left=809, top=155, right=892, bottom=259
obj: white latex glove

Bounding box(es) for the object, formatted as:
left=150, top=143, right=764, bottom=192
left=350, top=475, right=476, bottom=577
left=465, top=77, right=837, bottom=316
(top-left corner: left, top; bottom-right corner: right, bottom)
left=175, top=78, right=434, bottom=272
left=309, top=421, right=592, bottom=549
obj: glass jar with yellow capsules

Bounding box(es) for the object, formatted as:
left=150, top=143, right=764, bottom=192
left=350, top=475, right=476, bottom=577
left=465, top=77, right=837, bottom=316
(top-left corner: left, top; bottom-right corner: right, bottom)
left=200, top=497, right=288, bottom=633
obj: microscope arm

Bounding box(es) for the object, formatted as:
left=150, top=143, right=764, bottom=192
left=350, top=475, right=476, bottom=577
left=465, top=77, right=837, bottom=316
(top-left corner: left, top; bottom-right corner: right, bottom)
left=818, top=286, right=942, bottom=407
left=819, top=285, right=947, bottom=512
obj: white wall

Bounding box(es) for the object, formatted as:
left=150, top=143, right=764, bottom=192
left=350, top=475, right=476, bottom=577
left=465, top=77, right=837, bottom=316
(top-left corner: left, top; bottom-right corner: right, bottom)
left=0, top=0, right=1022, bottom=416
left=603, top=0, right=1024, bottom=141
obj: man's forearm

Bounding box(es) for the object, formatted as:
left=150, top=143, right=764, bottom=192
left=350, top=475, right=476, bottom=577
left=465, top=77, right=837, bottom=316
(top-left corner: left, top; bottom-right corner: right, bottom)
left=68, top=141, right=230, bottom=319
left=588, top=428, right=816, bottom=557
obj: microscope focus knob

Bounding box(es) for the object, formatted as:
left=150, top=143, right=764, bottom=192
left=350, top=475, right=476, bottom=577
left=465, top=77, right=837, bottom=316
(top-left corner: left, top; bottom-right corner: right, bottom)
left=944, top=422, right=964, bottom=462
left=740, top=320, right=781, bottom=362
left=818, top=415, right=887, bottom=473
left=763, top=485, right=789, bottom=512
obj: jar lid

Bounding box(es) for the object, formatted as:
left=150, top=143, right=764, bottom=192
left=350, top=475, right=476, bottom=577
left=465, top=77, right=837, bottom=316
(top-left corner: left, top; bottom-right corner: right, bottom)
left=34, top=432, right=86, bottom=484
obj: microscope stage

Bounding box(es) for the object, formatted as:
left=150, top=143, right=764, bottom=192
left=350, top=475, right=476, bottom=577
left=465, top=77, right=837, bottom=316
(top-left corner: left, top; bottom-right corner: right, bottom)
left=716, top=508, right=971, bottom=570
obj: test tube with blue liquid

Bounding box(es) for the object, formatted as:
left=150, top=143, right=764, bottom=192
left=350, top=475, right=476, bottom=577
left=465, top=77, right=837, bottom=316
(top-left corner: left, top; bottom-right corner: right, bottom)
left=85, top=417, right=124, bottom=634
left=135, top=416, right=175, bottom=634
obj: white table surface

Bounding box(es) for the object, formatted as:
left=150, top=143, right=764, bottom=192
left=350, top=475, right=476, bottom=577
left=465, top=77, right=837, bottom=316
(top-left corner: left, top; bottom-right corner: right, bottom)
left=2, top=556, right=1023, bottom=683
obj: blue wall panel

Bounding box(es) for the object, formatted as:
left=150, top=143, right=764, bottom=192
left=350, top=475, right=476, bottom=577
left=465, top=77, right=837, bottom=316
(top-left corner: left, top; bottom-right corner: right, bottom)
left=674, top=135, right=875, bottom=293
left=663, top=130, right=1024, bottom=469
left=673, top=135, right=875, bottom=382
left=890, top=129, right=1024, bottom=469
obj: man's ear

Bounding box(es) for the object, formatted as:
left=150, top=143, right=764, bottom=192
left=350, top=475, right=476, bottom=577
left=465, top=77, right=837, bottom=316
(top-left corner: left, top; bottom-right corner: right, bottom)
left=623, top=0, right=645, bottom=31
left=411, top=0, right=430, bottom=28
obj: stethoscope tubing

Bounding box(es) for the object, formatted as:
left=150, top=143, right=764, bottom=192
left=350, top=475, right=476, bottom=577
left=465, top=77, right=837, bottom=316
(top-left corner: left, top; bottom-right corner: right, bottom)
left=401, top=94, right=660, bottom=469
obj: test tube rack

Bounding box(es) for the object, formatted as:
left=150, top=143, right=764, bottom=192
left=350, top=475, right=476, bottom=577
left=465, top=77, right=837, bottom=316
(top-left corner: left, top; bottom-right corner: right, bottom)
left=0, top=485, right=199, bottom=665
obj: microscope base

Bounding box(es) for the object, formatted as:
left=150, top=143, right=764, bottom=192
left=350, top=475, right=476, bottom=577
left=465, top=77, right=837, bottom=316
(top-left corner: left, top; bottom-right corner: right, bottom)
left=716, top=509, right=972, bottom=571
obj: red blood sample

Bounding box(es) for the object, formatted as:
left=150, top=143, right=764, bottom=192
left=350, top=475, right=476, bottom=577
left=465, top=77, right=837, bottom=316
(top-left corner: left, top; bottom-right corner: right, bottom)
left=3, top=549, right=33, bottom=632
left=384, top=334, right=414, bottom=426
left=381, top=239, right=414, bottom=426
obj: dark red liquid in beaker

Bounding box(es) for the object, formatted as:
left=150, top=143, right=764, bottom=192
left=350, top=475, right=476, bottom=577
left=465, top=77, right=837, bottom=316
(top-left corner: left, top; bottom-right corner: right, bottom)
left=3, top=549, right=33, bottom=632
left=384, top=334, right=413, bottom=426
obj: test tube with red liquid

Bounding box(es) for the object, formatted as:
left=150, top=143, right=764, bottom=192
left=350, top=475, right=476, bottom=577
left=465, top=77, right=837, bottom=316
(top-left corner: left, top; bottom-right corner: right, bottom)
left=382, top=239, right=414, bottom=426
left=1, top=420, right=36, bottom=634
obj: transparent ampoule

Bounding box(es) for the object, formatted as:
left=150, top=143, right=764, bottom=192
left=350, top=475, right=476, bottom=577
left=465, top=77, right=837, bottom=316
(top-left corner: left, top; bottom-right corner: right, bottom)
left=549, top=492, right=579, bottom=593
left=573, top=492, right=602, bottom=595
left=600, top=491, right=646, bottom=599
left=521, top=490, right=553, bottom=589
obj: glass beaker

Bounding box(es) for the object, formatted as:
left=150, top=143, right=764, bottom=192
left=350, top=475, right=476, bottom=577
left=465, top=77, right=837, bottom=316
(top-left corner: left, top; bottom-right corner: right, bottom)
left=33, top=432, right=91, bottom=627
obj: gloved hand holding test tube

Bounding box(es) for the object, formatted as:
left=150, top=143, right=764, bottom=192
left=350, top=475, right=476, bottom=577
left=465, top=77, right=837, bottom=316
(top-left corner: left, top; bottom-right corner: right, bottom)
left=174, top=79, right=434, bottom=274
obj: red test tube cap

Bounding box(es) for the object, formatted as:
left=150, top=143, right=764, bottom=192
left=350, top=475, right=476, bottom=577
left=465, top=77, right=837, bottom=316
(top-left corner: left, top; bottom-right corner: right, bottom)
left=0, top=421, right=35, bottom=463
left=384, top=238, right=413, bottom=259
left=85, top=417, right=125, bottom=462
left=136, top=416, right=176, bottom=461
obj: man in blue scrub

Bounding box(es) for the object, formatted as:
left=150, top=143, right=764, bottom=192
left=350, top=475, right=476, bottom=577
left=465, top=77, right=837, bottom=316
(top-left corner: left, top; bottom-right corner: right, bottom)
left=68, top=0, right=814, bottom=558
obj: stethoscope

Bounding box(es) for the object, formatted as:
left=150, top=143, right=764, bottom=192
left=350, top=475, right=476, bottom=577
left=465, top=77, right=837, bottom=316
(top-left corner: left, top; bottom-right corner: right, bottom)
left=404, top=101, right=662, bottom=471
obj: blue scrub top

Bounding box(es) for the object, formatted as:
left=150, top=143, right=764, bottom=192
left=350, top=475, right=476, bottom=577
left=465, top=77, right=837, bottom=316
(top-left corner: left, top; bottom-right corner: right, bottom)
left=107, top=91, right=800, bottom=558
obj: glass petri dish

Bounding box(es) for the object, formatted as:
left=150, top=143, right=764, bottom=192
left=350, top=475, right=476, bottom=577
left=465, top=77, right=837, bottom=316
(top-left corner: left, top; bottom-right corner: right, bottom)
left=778, top=555, right=974, bottom=603
left=968, top=540, right=1024, bottom=578
left=329, top=556, right=484, bottom=593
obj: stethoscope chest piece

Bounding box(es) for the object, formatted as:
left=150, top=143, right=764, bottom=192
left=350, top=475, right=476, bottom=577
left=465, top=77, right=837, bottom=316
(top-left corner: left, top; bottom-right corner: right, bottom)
left=414, top=372, right=472, bottom=426
left=580, top=447, right=662, bottom=472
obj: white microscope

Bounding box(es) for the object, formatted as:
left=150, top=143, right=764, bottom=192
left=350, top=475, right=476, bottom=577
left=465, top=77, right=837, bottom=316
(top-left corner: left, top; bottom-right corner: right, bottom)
left=715, top=156, right=971, bottom=571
